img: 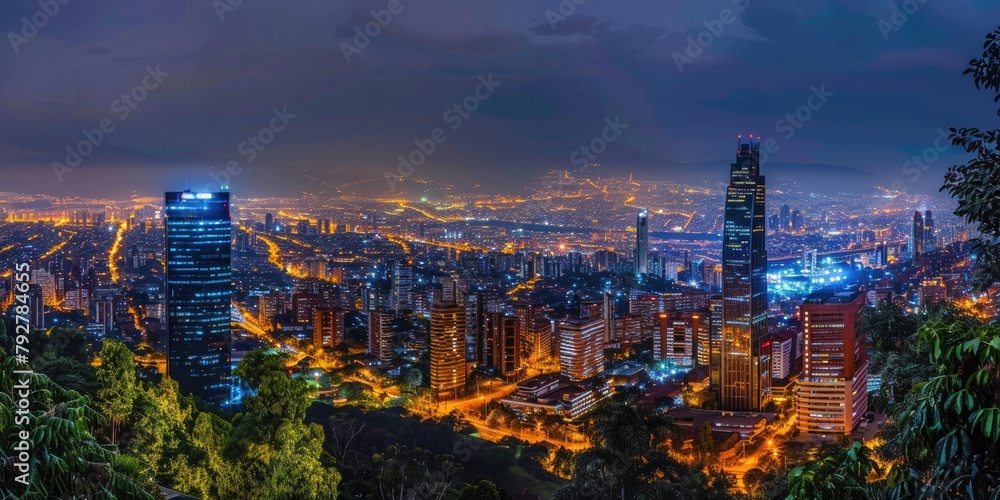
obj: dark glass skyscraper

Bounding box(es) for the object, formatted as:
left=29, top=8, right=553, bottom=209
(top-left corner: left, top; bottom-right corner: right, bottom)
left=165, top=191, right=233, bottom=406
left=910, top=211, right=925, bottom=260
left=635, top=210, right=649, bottom=276
left=924, top=210, right=935, bottom=252
left=721, top=137, right=770, bottom=411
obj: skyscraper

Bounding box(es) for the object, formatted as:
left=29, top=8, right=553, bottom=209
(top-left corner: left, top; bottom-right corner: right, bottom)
left=391, top=259, right=414, bottom=313
left=924, top=210, right=935, bottom=252
left=165, top=191, right=232, bottom=406
left=910, top=211, right=925, bottom=260
left=635, top=210, right=649, bottom=276
left=798, top=289, right=869, bottom=435
left=721, top=137, right=770, bottom=411
left=430, top=301, right=467, bottom=399
left=779, top=204, right=790, bottom=232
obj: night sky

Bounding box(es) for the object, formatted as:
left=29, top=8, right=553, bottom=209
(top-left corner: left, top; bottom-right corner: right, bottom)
left=1, top=0, right=998, bottom=198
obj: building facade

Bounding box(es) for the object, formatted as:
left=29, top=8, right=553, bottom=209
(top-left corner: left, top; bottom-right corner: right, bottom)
left=165, top=191, right=232, bottom=406
left=430, top=302, right=467, bottom=399
left=558, top=318, right=603, bottom=381
left=721, top=138, right=771, bottom=411
left=635, top=210, right=649, bottom=275
left=797, top=290, right=869, bottom=435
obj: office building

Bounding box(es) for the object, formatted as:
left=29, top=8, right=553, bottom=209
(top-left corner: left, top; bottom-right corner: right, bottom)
left=924, top=210, right=936, bottom=252
left=709, top=295, right=723, bottom=388
left=910, top=211, right=925, bottom=259
left=721, top=137, right=771, bottom=411
left=798, top=289, right=869, bottom=435
left=919, top=277, right=947, bottom=307
left=165, top=191, right=232, bottom=406
left=635, top=210, right=649, bottom=275
left=654, top=312, right=700, bottom=368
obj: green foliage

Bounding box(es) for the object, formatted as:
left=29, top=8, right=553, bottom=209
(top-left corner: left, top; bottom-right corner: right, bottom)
left=233, top=349, right=290, bottom=390
left=31, top=353, right=97, bottom=395
left=219, top=351, right=340, bottom=499
left=95, top=339, right=138, bottom=443
left=554, top=399, right=731, bottom=500
left=0, top=347, right=155, bottom=498
left=113, top=348, right=341, bottom=499
left=941, top=25, right=1000, bottom=292
left=786, top=442, right=881, bottom=500
left=698, top=421, right=717, bottom=467
left=883, top=320, right=1000, bottom=498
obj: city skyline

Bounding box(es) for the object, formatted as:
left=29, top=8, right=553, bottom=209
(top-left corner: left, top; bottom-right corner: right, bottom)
left=4, top=4, right=1000, bottom=499
left=1, top=1, right=997, bottom=198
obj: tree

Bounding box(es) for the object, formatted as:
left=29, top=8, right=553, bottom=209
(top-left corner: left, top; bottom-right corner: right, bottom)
left=941, top=25, right=1000, bottom=292
left=95, top=339, right=138, bottom=443
left=553, top=399, right=724, bottom=500
left=0, top=347, right=155, bottom=498
left=403, top=367, right=423, bottom=389
left=125, top=377, right=193, bottom=478
left=786, top=442, right=881, bottom=500
left=223, top=353, right=341, bottom=499
left=233, top=349, right=290, bottom=390
left=697, top=422, right=717, bottom=467
left=882, top=320, right=1000, bottom=498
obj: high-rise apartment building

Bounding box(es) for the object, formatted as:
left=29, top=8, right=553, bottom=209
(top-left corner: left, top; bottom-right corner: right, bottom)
left=430, top=301, right=467, bottom=399
left=368, top=310, right=395, bottom=362
left=721, top=137, right=770, bottom=411
left=313, top=308, right=345, bottom=349
left=165, top=191, right=232, bottom=406
left=798, top=289, right=869, bottom=435
left=558, top=318, right=603, bottom=381
left=391, top=260, right=414, bottom=313
left=485, top=312, right=520, bottom=378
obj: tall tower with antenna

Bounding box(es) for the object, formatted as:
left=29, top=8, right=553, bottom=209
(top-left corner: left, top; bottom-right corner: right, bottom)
left=720, top=135, right=770, bottom=411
